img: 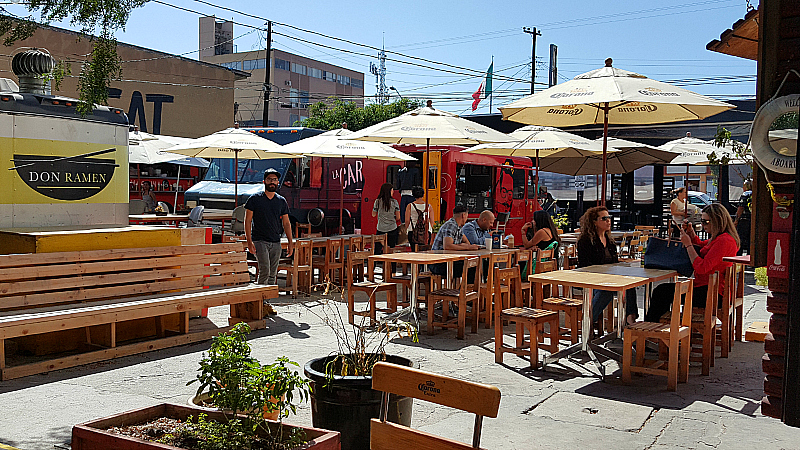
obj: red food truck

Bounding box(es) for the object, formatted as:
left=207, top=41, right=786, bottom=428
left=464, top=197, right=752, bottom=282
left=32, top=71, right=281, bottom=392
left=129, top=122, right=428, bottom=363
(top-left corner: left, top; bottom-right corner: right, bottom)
left=183, top=128, right=540, bottom=242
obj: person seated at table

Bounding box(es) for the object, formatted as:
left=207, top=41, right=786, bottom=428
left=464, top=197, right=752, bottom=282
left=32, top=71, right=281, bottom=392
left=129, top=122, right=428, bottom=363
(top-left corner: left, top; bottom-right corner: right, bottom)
left=522, top=210, right=560, bottom=251
left=643, top=203, right=739, bottom=322
left=461, top=210, right=495, bottom=245
left=430, top=205, right=480, bottom=282
left=577, top=206, right=638, bottom=327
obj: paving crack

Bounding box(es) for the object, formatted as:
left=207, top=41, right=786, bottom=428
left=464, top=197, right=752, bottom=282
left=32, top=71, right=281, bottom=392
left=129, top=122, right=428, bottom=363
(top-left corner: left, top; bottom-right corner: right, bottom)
left=522, top=391, right=556, bottom=414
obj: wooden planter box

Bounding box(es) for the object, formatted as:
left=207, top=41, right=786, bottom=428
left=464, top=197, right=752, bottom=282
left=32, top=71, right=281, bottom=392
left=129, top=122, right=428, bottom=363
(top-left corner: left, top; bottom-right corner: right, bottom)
left=72, top=403, right=340, bottom=450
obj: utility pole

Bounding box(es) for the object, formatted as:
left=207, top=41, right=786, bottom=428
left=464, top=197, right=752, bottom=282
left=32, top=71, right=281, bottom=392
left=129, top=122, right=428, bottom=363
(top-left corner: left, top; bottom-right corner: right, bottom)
left=261, top=21, right=272, bottom=127
left=522, top=26, right=541, bottom=94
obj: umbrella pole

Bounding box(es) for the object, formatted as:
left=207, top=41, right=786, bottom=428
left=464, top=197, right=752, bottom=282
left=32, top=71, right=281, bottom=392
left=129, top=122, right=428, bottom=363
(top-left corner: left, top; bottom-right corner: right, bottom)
left=424, top=138, right=430, bottom=223
left=234, top=151, right=239, bottom=208
left=685, top=163, right=690, bottom=216
left=174, top=166, right=181, bottom=211
left=339, top=155, right=344, bottom=235
left=534, top=148, right=539, bottom=204
left=601, top=103, right=609, bottom=207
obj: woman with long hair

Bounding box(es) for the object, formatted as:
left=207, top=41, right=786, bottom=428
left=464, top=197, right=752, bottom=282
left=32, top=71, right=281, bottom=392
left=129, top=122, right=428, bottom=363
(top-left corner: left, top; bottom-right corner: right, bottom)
left=521, top=210, right=560, bottom=251
left=644, top=203, right=740, bottom=322
left=577, top=206, right=639, bottom=326
left=372, top=182, right=400, bottom=252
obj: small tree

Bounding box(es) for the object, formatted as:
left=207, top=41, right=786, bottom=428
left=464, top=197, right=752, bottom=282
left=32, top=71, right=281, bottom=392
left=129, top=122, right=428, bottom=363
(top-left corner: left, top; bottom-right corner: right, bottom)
left=299, top=98, right=422, bottom=131
left=0, top=0, right=146, bottom=114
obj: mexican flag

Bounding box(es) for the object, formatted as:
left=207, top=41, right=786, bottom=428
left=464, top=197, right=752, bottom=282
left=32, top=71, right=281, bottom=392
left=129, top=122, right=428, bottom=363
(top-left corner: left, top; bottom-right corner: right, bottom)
left=471, top=62, right=493, bottom=111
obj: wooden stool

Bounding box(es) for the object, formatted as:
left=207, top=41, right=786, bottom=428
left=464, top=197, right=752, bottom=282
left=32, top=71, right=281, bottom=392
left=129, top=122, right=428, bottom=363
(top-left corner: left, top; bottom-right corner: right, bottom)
left=495, top=266, right=559, bottom=368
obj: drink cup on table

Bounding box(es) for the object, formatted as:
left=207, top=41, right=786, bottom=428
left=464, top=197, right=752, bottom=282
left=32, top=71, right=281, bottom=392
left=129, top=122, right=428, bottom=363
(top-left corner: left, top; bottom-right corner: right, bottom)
left=485, top=237, right=493, bottom=252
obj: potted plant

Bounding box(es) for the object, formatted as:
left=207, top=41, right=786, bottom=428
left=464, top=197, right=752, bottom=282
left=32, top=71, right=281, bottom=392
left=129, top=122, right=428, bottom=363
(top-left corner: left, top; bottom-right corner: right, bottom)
left=553, top=212, right=570, bottom=232
left=72, top=323, right=340, bottom=450
left=303, top=286, right=416, bottom=450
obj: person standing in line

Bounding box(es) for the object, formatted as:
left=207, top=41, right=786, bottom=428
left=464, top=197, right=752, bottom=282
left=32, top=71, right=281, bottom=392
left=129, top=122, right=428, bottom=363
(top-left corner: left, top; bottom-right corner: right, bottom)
left=372, top=182, right=401, bottom=253
left=141, top=181, right=157, bottom=213
left=404, top=185, right=433, bottom=251
left=734, top=179, right=752, bottom=255
left=245, top=168, right=294, bottom=306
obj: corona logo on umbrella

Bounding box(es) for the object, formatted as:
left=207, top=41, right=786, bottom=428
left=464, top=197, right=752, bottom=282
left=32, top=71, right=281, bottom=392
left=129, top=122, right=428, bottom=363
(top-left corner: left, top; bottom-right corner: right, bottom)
left=10, top=148, right=118, bottom=200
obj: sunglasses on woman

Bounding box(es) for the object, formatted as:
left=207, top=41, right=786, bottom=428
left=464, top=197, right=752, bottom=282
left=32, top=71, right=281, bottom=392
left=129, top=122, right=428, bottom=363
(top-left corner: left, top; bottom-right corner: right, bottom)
left=701, top=219, right=711, bottom=225
left=598, top=216, right=612, bottom=221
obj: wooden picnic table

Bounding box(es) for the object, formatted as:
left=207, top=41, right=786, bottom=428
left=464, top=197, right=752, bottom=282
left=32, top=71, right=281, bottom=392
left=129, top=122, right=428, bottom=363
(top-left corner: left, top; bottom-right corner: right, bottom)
left=529, top=264, right=677, bottom=377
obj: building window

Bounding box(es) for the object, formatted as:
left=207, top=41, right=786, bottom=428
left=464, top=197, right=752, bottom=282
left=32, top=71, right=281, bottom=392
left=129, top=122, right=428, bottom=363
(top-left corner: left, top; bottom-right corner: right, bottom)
left=351, top=78, right=364, bottom=89
left=243, top=59, right=265, bottom=71
left=324, top=71, right=336, bottom=82
left=291, top=62, right=307, bottom=76
left=309, top=67, right=323, bottom=79
left=274, top=58, right=289, bottom=71
left=300, top=90, right=309, bottom=107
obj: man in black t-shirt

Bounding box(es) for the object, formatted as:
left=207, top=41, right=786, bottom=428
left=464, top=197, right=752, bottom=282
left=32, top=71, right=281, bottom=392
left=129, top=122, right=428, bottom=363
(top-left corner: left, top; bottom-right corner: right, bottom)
left=245, top=168, right=294, bottom=286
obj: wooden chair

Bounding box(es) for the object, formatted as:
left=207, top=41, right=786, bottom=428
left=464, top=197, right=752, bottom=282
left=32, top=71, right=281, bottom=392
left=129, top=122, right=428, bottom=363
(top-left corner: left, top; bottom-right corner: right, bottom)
left=732, top=262, right=745, bottom=342
left=371, top=234, right=388, bottom=280
left=514, top=248, right=533, bottom=305
left=427, top=256, right=481, bottom=339
left=480, top=252, right=512, bottom=328
left=370, top=362, right=500, bottom=450
left=295, top=222, right=312, bottom=237
left=347, top=236, right=366, bottom=283
left=716, top=265, right=737, bottom=358
left=312, top=238, right=345, bottom=285
left=537, top=259, right=583, bottom=345
left=691, top=272, right=720, bottom=375
left=276, top=239, right=312, bottom=298
left=658, top=272, right=720, bottom=376
left=495, top=265, right=559, bottom=368
left=346, top=250, right=398, bottom=325
left=623, top=278, right=694, bottom=391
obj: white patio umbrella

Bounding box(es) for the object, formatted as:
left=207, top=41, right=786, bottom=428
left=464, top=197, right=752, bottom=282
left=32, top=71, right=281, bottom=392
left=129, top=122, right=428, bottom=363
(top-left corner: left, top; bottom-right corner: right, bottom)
left=347, top=104, right=514, bottom=217
left=129, top=130, right=209, bottom=210
left=463, top=126, right=614, bottom=201
left=659, top=133, right=748, bottom=212
left=499, top=58, right=735, bottom=204
left=165, top=127, right=302, bottom=206
left=283, top=128, right=415, bottom=232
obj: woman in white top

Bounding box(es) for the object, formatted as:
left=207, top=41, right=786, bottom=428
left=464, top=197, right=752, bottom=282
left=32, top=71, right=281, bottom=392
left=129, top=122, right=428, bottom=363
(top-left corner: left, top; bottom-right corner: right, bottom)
left=670, top=187, right=691, bottom=222
left=404, top=186, right=433, bottom=250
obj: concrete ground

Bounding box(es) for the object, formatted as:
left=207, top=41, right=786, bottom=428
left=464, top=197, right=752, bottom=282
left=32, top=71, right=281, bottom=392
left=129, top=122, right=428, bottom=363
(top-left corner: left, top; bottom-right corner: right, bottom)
left=1, top=271, right=799, bottom=450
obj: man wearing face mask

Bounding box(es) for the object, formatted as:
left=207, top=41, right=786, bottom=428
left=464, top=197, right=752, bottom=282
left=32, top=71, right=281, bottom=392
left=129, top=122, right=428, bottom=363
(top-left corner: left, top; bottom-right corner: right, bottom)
left=245, top=168, right=294, bottom=296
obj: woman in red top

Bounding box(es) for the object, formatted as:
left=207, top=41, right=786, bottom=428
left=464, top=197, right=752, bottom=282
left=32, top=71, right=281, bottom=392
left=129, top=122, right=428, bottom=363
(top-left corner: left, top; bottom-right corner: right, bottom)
left=643, top=203, right=740, bottom=322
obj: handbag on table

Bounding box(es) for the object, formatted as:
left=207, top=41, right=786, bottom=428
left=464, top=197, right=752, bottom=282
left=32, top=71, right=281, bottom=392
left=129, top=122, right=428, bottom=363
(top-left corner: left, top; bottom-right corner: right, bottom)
left=643, top=232, right=695, bottom=277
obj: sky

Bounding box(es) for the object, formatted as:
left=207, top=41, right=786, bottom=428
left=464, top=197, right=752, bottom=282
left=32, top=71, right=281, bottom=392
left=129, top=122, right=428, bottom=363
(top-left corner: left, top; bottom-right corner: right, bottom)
left=3, top=0, right=757, bottom=115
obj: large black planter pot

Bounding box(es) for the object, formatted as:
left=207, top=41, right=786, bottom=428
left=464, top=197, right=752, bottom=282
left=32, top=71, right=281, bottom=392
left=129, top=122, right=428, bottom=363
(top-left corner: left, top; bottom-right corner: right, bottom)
left=304, top=354, right=414, bottom=450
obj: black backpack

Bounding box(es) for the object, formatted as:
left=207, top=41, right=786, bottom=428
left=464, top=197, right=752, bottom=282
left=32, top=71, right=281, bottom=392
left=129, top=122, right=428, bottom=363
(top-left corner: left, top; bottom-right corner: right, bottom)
left=410, top=203, right=428, bottom=244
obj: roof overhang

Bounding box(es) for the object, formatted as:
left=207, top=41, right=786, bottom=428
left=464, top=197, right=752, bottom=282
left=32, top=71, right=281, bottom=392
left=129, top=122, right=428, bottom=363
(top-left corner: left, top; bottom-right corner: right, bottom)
left=706, top=8, right=759, bottom=61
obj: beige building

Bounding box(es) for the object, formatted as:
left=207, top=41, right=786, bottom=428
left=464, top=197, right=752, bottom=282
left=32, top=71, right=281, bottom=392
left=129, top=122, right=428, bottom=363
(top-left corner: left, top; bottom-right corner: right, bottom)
left=0, top=22, right=248, bottom=138
left=199, top=18, right=365, bottom=127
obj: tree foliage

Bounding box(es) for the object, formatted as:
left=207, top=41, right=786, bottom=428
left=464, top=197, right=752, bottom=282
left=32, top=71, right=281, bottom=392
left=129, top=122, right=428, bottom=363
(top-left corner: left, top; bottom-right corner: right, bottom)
left=0, top=0, right=146, bottom=114
left=298, top=98, right=422, bottom=131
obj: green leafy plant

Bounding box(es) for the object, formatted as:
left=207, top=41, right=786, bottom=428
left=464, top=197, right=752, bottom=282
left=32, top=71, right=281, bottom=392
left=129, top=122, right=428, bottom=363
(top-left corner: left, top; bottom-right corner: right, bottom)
left=553, top=212, right=570, bottom=231
left=306, top=284, right=416, bottom=379
left=1, top=0, right=146, bottom=114
left=755, top=267, right=768, bottom=287
left=186, top=322, right=311, bottom=448
left=431, top=220, right=445, bottom=234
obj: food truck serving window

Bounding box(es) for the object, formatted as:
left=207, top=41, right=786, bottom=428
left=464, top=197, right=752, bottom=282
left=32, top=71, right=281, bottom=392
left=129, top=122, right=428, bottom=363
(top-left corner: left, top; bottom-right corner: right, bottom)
left=455, top=164, right=493, bottom=213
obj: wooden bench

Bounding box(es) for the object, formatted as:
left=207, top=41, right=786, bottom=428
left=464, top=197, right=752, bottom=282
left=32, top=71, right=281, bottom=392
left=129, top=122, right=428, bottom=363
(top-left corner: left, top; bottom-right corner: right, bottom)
left=0, top=242, right=276, bottom=380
